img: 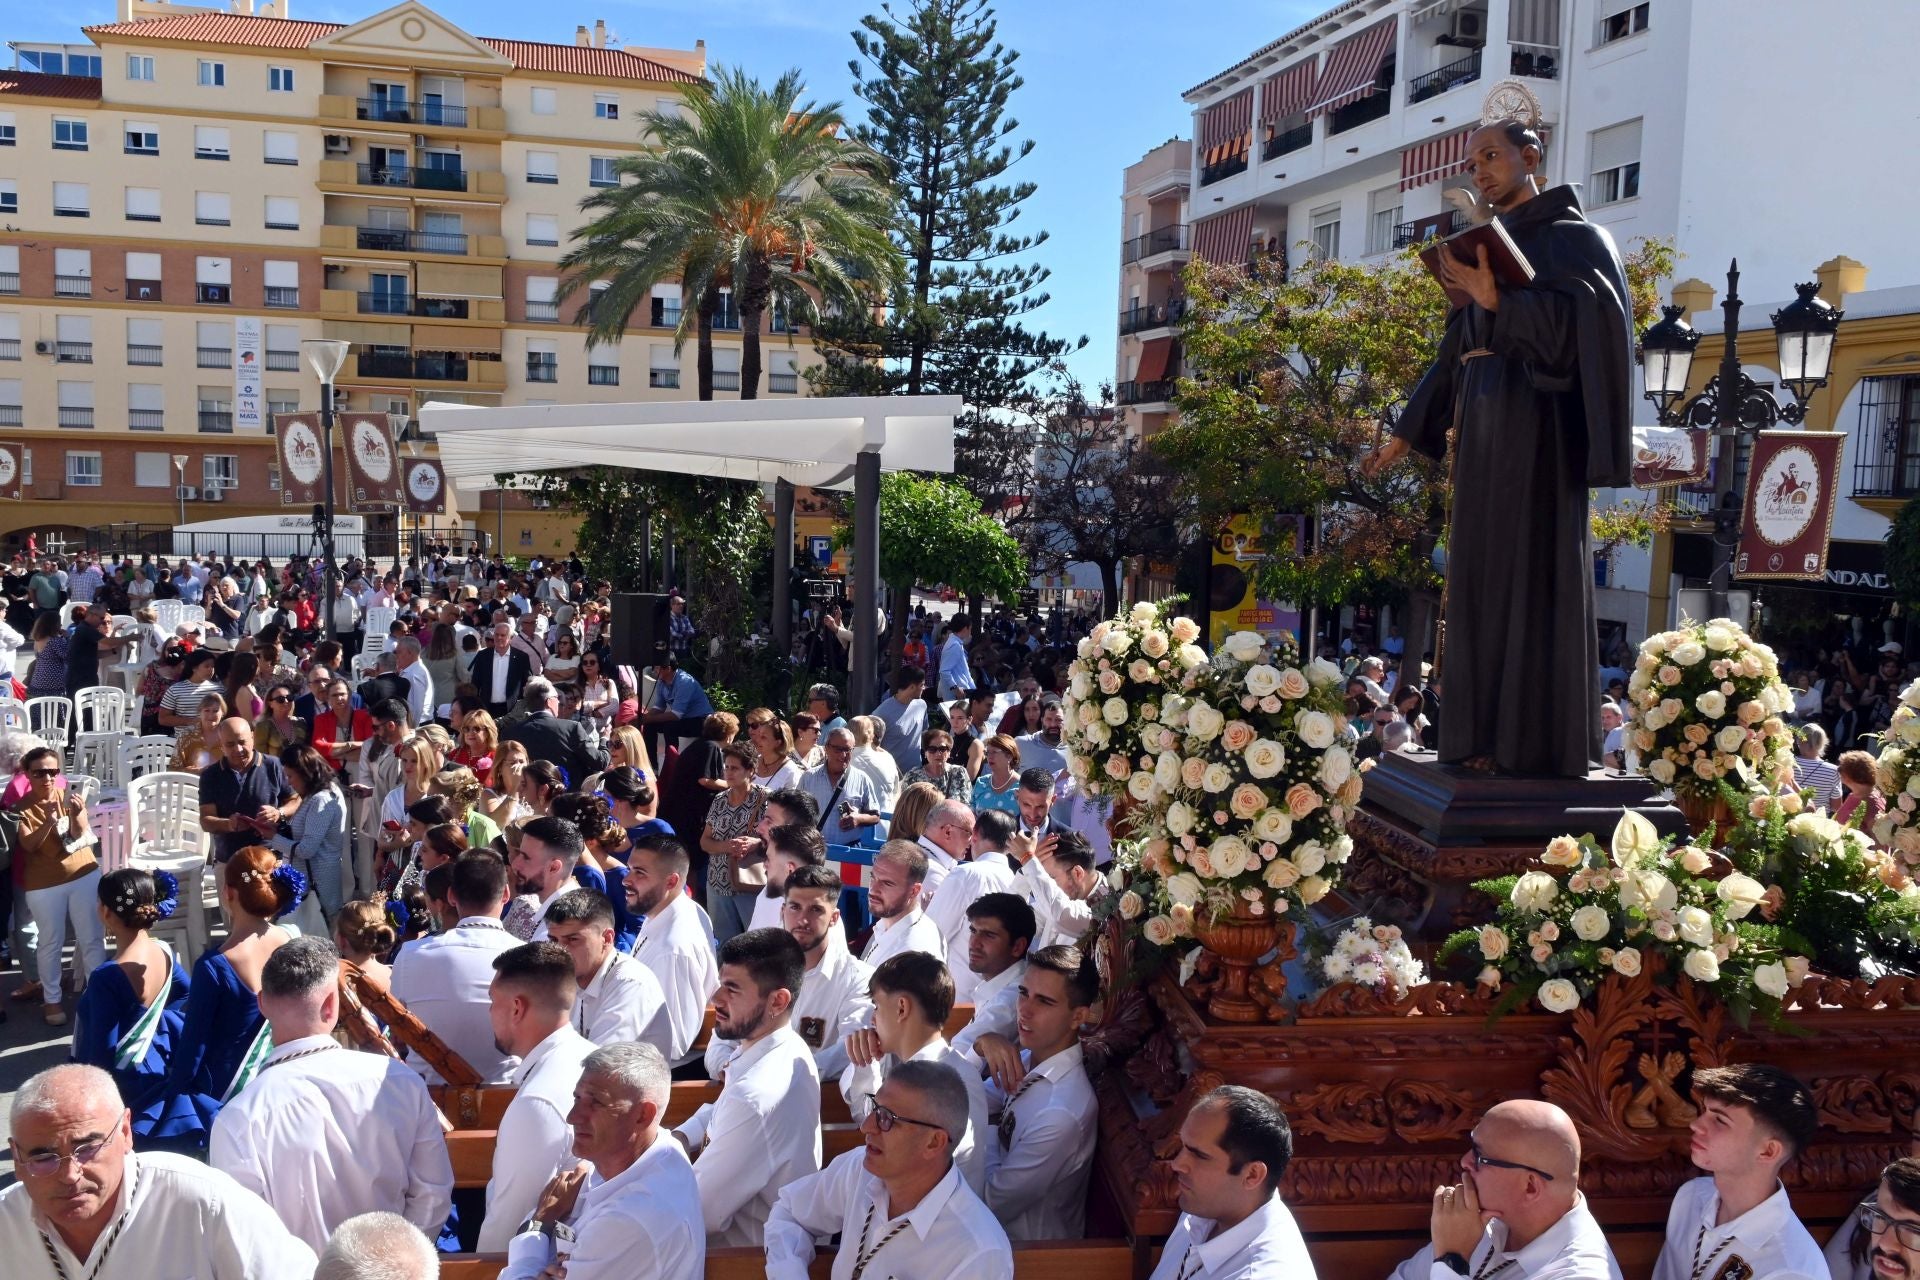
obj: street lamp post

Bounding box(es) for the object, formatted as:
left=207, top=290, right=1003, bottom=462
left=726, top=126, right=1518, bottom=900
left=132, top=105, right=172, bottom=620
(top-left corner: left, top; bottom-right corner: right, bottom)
left=171, top=454, right=188, bottom=530
left=302, top=339, right=352, bottom=643
left=1636, top=260, right=1842, bottom=620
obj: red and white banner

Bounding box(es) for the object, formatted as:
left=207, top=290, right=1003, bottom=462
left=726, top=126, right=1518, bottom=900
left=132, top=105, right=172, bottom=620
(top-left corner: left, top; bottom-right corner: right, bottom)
left=0, top=442, right=22, bottom=501
left=341, top=412, right=404, bottom=510
left=1735, top=430, right=1845, bottom=581
left=1630, top=425, right=1711, bottom=489
left=275, top=412, right=328, bottom=508
left=403, top=457, right=448, bottom=515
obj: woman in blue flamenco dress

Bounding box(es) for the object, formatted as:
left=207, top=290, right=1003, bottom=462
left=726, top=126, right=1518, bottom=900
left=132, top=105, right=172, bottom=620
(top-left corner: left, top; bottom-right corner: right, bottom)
left=140, top=845, right=307, bottom=1152
left=70, top=867, right=191, bottom=1142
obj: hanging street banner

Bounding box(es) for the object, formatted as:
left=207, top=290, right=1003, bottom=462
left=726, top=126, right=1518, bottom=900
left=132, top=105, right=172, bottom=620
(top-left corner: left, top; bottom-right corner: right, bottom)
left=275, top=413, right=327, bottom=508
left=0, top=442, right=22, bottom=500
left=1735, top=429, right=1845, bottom=581
left=234, top=316, right=264, bottom=432
left=342, top=412, right=404, bottom=510
left=1630, top=424, right=1711, bottom=489
left=1209, top=514, right=1301, bottom=650
left=403, top=457, right=448, bottom=515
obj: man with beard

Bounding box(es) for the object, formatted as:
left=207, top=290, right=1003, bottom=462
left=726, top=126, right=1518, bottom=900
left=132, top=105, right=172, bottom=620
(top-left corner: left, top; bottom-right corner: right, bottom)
left=479, top=943, right=595, bottom=1252
left=861, top=841, right=945, bottom=967
left=671, top=929, right=820, bottom=1247
left=1839, top=1157, right=1920, bottom=1280
left=506, top=817, right=583, bottom=943
left=747, top=823, right=825, bottom=933
left=1013, top=698, right=1068, bottom=779
left=623, top=837, right=719, bottom=1069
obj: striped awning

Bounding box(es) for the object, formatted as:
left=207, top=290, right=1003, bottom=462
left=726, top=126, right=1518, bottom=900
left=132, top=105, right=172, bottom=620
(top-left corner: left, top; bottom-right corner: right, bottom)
left=1259, top=58, right=1318, bottom=126
left=1305, top=17, right=1397, bottom=119
left=1401, top=127, right=1474, bottom=191
left=1199, top=88, right=1254, bottom=167
left=1192, top=206, right=1256, bottom=266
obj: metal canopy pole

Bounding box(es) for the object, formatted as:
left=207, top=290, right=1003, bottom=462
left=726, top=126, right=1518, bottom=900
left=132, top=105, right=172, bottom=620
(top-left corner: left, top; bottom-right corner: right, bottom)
left=773, top=478, right=794, bottom=661
left=851, top=446, right=881, bottom=709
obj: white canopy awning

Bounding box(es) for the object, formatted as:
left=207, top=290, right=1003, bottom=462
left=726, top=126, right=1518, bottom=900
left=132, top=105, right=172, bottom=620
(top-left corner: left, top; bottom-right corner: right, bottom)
left=419, top=395, right=960, bottom=491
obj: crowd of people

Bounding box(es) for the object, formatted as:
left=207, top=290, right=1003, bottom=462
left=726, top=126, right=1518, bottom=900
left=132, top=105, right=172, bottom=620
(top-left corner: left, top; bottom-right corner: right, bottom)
left=1, top=546, right=1913, bottom=1280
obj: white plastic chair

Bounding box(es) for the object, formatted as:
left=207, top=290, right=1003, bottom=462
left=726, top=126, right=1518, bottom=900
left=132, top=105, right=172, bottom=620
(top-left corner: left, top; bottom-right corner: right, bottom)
left=152, top=600, right=185, bottom=635
left=127, top=770, right=213, bottom=963
left=26, top=696, right=73, bottom=754
left=119, top=735, right=177, bottom=784
left=91, top=797, right=132, bottom=874
left=129, top=694, right=145, bottom=728
left=177, top=606, right=206, bottom=628
left=364, top=606, right=397, bottom=639
left=73, top=732, right=128, bottom=790
left=0, top=697, right=26, bottom=734
left=75, top=686, right=127, bottom=735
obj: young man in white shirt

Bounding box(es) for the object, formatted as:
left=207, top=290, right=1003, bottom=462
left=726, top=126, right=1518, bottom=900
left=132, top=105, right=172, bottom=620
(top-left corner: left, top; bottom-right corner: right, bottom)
left=211, top=937, right=453, bottom=1254
left=502, top=1043, right=703, bottom=1280
left=748, top=822, right=825, bottom=933
left=544, top=888, right=670, bottom=1058
left=1, top=1064, right=315, bottom=1280
left=709, top=864, right=872, bottom=1082
left=479, top=942, right=597, bottom=1252
left=925, top=809, right=1020, bottom=997
left=389, top=852, right=521, bottom=1084
left=1651, top=1064, right=1825, bottom=1280
left=862, top=840, right=945, bottom=967
left=622, top=836, right=720, bottom=1068
left=977, top=943, right=1099, bottom=1241
left=950, top=892, right=1034, bottom=1059
left=765, top=1060, right=1012, bottom=1280
left=672, top=928, right=821, bottom=1247
left=1150, top=1085, right=1316, bottom=1280
left=510, top=816, right=586, bottom=944
left=1015, top=829, right=1109, bottom=950
left=1389, top=1099, right=1620, bottom=1280
left=841, top=951, right=990, bottom=1194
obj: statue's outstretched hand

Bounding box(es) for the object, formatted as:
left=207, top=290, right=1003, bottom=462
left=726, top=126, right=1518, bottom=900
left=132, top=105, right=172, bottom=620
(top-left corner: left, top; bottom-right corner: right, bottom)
left=1361, top=436, right=1411, bottom=479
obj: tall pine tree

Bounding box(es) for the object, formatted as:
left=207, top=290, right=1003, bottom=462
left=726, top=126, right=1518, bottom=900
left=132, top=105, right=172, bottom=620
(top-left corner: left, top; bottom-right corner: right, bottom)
left=812, top=0, right=1083, bottom=522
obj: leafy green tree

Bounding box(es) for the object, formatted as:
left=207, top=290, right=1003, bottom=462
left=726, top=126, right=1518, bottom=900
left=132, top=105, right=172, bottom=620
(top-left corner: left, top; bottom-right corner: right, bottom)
left=1890, top=497, right=1920, bottom=612
left=561, top=65, right=902, bottom=399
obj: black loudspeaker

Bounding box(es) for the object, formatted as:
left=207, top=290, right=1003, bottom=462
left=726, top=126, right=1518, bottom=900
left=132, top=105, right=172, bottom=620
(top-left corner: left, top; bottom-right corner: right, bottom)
left=611, top=592, right=671, bottom=669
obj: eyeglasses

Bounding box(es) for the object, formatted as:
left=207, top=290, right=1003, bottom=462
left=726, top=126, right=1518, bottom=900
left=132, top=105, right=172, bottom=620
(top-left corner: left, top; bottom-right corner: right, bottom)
left=925, top=745, right=951, bottom=754
left=18, top=1135, right=114, bottom=1177
left=268, top=695, right=292, bottom=704
left=1468, top=1143, right=1556, bottom=1181
left=1861, top=1201, right=1920, bottom=1250
left=28, top=768, right=60, bottom=779
left=864, top=1096, right=944, bottom=1135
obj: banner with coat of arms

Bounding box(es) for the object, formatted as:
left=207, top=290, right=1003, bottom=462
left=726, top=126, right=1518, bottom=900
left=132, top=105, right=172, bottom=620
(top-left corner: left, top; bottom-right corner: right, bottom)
left=403, top=457, right=448, bottom=515
left=0, top=442, right=22, bottom=501
left=341, top=412, right=404, bottom=510
left=274, top=413, right=328, bottom=508
left=1734, top=430, right=1845, bottom=581
left=1629, top=425, right=1711, bottom=489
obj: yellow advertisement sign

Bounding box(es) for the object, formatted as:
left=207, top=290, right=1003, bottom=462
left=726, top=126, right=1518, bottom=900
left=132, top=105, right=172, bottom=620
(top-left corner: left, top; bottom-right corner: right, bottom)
left=1209, top=515, right=1301, bottom=650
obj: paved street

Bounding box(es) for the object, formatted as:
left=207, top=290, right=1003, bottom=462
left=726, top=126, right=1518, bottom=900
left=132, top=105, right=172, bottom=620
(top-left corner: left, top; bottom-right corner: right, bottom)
left=0, top=946, right=75, bottom=1187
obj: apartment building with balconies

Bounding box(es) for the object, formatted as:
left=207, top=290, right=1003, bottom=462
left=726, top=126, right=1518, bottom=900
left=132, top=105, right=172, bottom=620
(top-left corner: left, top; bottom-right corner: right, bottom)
left=0, top=0, right=820, bottom=549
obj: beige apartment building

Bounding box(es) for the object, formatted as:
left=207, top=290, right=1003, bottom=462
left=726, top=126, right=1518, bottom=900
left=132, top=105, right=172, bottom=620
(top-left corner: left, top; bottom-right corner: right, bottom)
left=0, top=0, right=819, bottom=555
left=1115, top=137, right=1191, bottom=444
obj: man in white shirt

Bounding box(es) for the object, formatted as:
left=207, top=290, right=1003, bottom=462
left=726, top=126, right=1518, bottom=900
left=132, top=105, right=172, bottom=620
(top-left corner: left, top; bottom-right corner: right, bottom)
left=211, top=937, right=453, bottom=1254
left=313, top=1212, right=439, bottom=1280
left=545, top=888, right=670, bottom=1057
left=672, top=928, right=821, bottom=1247
left=950, top=893, right=1033, bottom=1058
left=925, top=809, right=1019, bottom=996
left=709, top=864, right=872, bottom=1081
left=502, top=1043, right=703, bottom=1280
left=862, top=840, right=946, bottom=966
left=1388, top=1099, right=1621, bottom=1280
left=840, top=952, right=990, bottom=1194
left=392, top=634, right=434, bottom=729
left=1149, top=1085, right=1316, bottom=1280
left=389, top=851, right=522, bottom=1084
left=916, top=798, right=973, bottom=899
left=975, top=943, right=1099, bottom=1241
left=765, top=1060, right=1011, bottom=1280
left=622, top=837, right=720, bottom=1067
left=510, top=815, right=585, bottom=943
left=1, top=1064, right=315, bottom=1279
left=1015, top=829, right=1109, bottom=950
left=748, top=822, right=826, bottom=933
left=1651, top=1064, right=1825, bottom=1280
left=479, top=942, right=598, bottom=1252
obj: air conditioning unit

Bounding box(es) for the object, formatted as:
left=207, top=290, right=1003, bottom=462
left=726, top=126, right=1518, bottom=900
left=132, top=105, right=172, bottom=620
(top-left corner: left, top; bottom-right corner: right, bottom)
left=176, top=485, right=199, bottom=500
left=1452, top=10, right=1484, bottom=40
left=33, top=340, right=52, bottom=355
left=203, top=488, right=227, bottom=502
left=324, top=134, right=350, bottom=154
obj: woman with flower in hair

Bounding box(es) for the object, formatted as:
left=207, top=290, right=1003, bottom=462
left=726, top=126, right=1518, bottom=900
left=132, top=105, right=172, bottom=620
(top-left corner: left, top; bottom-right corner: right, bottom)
left=72, top=867, right=192, bottom=1141
left=141, top=845, right=305, bottom=1151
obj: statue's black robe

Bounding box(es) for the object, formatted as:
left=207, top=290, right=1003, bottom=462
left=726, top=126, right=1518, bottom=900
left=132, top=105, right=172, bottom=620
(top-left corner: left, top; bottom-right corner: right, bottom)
left=1394, top=185, right=1634, bottom=778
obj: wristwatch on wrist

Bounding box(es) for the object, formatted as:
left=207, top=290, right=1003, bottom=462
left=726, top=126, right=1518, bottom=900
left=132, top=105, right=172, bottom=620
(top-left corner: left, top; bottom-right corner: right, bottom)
left=1437, top=1251, right=1470, bottom=1276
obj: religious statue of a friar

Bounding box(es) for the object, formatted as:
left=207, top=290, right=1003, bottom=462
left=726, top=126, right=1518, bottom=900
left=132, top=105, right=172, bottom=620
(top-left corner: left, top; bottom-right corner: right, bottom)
left=1363, top=91, right=1634, bottom=778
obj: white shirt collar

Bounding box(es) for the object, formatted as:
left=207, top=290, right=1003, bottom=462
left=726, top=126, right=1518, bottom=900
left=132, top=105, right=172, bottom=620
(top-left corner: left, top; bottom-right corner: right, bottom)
left=1698, top=1181, right=1798, bottom=1248
left=1189, top=1193, right=1289, bottom=1272
left=916, top=835, right=957, bottom=868
left=971, top=849, right=1012, bottom=871
left=973, top=959, right=1026, bottom=1004
left=263, top=1033, right=338, bottom=1064
left=513, top=1024, right=585, bottom=1087
left=1485, top=1194, right=1594, bottom=1272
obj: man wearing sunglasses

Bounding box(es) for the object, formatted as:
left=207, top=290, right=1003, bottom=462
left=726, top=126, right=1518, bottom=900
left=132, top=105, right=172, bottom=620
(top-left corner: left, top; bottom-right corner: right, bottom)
left=0, top=1064, right=314, bottom=1278
left=1390, top=1099, right=1620, bottom=1280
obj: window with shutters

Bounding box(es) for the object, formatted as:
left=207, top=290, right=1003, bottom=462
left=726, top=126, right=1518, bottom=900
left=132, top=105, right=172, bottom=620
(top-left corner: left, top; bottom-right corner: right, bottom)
left=263, top=260, right=299, bottom=310
left=0, top=313, right=16, bottom=361
left=263, top=131, right=298, bottom=165
left=53, top=182, right=89, bottom=217
left=197, top=321, right=233, bottom=368
left=526, top=214, right=559, bottom=247
left=194, top=126, right=229, bottom=160
left=125, top=122, right=158, bottom=155
left=54, top=249, right=91, bottom=298
left=195, top=191, right=231, bottom=226
left=589, top=156, right=618, bottom=188
left=1366, top=187, right=1403, bottom=256
left=197, top=256, right=232, bottom=305
left=127, top=316, right=162, bottom=364
left=58, top=381, right=95, bottom=429
left=526, top=150, right=558, bottom=184
left=66, top=452, right=103, bottom=486
left=1309, top=204, right=1341, bottom=261
left=525, top=277, right=559, bottom=322
left=266, top=324, right=300, bottom=371
left=53, top=118, right=88, bottom=151
left=0, top=112, right=14, bottom=146
left=0, top=379, right=20, bottom=428
left=1588, top=119, right=1642, bottom=206
left=204, top=455, right=239, bottom=490
left=526, top=338, right=557, bottom=383
left=124, top=188, right=161, bottom=223
left=129, top=385, right=165, bottom=431
left=1598, top=2, right=1650, bottom=44
left=264, top=196, right=299, bottom=231
left=531, top=87, right=557, bottom=116
left=135, top=452, right=173, bottom=485
left=0, top=179, right=13, bottom=215
left=594, top=93, right=618, bottom=120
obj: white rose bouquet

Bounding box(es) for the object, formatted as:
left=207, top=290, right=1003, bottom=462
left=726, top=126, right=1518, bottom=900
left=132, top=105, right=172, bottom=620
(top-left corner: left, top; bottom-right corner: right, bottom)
left=1439, top=810, right=1803, bottom=1020
left=1320, top=916, right=1425, bottom=996
left=1872, top=678, right=1920, bottom=869
left=1624, top=617, right=1795, bottom=801
left=1132, top=630, right=1357, bottom=946
left=1060, top=599, right=1204, bottom=806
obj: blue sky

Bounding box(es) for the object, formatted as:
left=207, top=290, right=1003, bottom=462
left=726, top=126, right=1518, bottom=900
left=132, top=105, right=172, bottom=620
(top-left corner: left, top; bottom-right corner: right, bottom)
left=12, top=0, right=1323, bottom=390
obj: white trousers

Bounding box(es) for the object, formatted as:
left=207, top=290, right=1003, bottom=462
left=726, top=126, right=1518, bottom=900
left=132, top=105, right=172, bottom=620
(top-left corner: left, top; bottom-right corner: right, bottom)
left=27, top=870, right=107, bottom=1003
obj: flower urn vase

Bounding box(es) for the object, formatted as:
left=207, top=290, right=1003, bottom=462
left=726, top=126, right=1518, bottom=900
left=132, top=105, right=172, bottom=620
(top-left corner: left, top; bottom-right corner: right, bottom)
left=1192, top=910, right=1288, bottom=1023
left=1674, top=790, right=1734, bottom=842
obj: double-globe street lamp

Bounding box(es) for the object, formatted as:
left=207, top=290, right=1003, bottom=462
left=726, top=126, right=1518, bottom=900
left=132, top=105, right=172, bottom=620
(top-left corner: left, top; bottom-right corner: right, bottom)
left=302, top=338, right=352, bottom=643
left=1636, top=259, right=1844, bottom=619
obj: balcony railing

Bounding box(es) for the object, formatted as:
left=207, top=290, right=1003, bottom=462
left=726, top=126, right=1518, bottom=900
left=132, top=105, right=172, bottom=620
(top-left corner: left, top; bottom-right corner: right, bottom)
left=356, top=99, right=469, bottom=128
left=1852, top=382, right=1920, bottom=499
left=1409, top=50, right=1482, bottom=104
left=1264, top=122, right=1313, bottom=160
left=1510, top=44, right=1560, bottom=80
left=55, top=275, right=92, bottom=297
left=359, top=292, right=410, bottom=315
left=0, top=339, right=17, bottom=359
left=129, top=409, right=165, bottom=430
left=1330, top=87, right=1394, bottom=134
left=264, top=287, right=300, bottom=309
left=1392, top=209, right=1459, bottom=248
left=198, top=410, right=232, bottom=432
left=1119, top=299, right=1186, bottom=335
left=0, top=405, right=22, bottom=426
left=198, top=347, right=232, bottom=368
left=525, top=301, right=560, bottom=323
left=0, top=273, right=17, bottom=293
left=1200, top=152, right=1249, bottom=186
left=416, top=354, right=471, bottom=381
left=55, top=342, right=92, bottom=363
left=358, top=352, right=414, bottom=379
left=769, top=372, right=798, bottom=393
left=355, top=227, right=468, bottom=255
left=413, top=297, right=469, bottom=320
left=649, top=369, right=680, bottom=389
left=127, top=344, right=162, bottom=365
left=711, top=370, right=741, bottom=391
left=1117, top=379, right=1175, bottom=406
left=126, top=279, right=162, bottom=302
left=58, top=407, right=94, bottom=427
left=588, top=365, right=620, bottom=386
left=1122, top=225, right=1190, bottom=265
left=266, top=350, right=300, bottom=372
left=358, top=163, right=468, bottom=192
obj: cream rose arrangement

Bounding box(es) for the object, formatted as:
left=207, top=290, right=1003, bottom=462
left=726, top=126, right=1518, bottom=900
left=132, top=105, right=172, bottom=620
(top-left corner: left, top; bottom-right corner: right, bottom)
left=1061, top=599, right=1205, bottom=806
left=1626, top=618, right=1795, bottom=800
left=1872, top=679, right=1920, bottom=869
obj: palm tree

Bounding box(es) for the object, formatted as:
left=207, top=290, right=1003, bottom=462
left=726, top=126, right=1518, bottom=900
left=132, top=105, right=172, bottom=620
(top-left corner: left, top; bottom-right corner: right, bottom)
left=560, top=66, right=902, bottom=399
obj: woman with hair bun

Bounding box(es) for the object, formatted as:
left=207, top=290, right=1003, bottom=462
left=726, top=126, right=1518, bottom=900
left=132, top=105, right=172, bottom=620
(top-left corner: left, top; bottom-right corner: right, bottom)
left=141, top=845, right=305, bottom=1150
left=333, top=899, right=398, bottom=990
left=72, top=868, right=192, bottom=1140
